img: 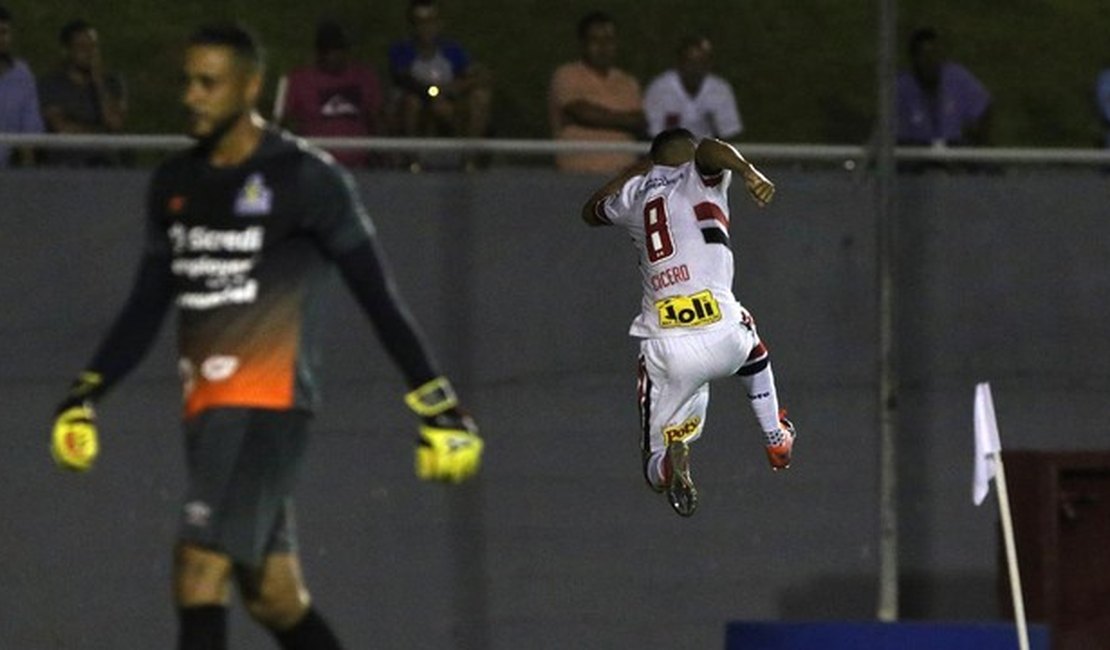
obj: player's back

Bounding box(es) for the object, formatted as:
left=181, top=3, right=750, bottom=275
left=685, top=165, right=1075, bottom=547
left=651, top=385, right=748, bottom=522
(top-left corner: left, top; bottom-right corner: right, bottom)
left=601, top=161, right=744, bottom=338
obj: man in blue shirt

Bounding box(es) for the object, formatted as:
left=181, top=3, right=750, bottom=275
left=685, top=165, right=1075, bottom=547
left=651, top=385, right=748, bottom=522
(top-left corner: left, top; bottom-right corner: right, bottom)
left=1096, top=66, right=1110, bottom=148
left=896, top=27, right=991, bottom=147
left=387, top=0, right=491, bottom=166
left=0, top=4, right=44, bottom=167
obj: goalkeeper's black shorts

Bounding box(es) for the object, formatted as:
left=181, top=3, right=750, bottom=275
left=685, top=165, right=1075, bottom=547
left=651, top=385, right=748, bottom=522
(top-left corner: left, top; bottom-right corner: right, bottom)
left=178, top=407, right=310, bottom=566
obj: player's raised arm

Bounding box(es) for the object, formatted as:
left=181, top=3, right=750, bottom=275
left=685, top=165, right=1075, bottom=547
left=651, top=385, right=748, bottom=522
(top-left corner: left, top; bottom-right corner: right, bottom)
left=695, top=138, right=775, bottom=207
left=580, top=157, right=651, bottom=226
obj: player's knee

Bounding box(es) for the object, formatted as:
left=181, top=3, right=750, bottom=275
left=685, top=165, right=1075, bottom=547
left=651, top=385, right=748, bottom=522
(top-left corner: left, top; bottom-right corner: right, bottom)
left=243, top=580, right=309, bottom=630
left=174, top=544, right=233, bottom=606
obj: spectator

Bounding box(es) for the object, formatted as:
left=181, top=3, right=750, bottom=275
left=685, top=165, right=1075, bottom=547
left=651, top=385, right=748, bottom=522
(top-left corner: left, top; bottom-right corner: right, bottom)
left=275, top=20, right=384, bottom=168
left=387, top=0, right=492, bottom=169
left=643, top=35, right=742, bottom=140
left=38, top=19, right=128, bottom=166
left=896, top=27, right=991, bottom=147
left=0, top=4, right=44, bottom=167
left=1096, top=66, right=1110, bottom=147
left=549, top=11, right=644, bottom=174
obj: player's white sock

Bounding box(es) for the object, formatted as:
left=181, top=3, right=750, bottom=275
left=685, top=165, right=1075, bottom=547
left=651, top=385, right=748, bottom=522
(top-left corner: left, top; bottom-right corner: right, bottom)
left=739, top=363, right=783, bottom=444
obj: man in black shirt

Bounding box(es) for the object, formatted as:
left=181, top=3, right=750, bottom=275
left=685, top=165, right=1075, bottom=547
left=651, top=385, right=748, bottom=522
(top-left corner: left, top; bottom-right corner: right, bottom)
left=49, top=23, right=483, bottom=650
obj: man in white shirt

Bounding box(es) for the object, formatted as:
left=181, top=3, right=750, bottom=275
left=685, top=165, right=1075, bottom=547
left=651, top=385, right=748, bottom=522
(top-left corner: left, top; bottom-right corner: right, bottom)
left=643, top=36, right=742, bottom=140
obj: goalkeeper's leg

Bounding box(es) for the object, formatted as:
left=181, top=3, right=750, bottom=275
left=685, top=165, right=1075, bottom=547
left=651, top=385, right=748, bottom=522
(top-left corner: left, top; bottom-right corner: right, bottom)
left=175, top=543, right=233, bottom=650
left=237, top=553, right=343, bottom=650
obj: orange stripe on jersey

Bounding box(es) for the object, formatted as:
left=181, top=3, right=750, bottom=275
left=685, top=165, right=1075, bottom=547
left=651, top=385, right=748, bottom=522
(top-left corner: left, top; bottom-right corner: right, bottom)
left=183, top=335, right=298, bottom=418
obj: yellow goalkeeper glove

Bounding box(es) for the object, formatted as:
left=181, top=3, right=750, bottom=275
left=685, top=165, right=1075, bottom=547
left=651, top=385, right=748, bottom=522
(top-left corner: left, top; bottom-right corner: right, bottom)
left=51, top=401, right=99, bottom=472
left=415, top=418, right=484, bottom=483
left=51, top=371, right=103, bottom=472
left=406, top=377, right=483, bottom=483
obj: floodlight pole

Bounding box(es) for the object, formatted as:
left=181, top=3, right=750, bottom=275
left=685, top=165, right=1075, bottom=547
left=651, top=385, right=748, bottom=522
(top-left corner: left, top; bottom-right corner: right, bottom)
left=876, top=0, right=900, bottom=622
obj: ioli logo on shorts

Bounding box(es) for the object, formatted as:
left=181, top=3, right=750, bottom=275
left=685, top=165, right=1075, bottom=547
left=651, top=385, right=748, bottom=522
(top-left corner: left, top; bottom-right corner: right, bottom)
left=656, top=290, right=722, bottom=328
left=664, top=416, right=702, bottom=443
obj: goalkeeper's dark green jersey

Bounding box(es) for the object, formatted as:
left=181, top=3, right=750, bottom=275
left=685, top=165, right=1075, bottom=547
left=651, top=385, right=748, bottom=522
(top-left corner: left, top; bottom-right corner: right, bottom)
left=85, top=128, right=439, bottom=418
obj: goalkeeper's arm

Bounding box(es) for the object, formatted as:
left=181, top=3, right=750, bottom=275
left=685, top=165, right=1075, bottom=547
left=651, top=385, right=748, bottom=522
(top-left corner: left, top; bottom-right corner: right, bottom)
left=334, top=238, right=441, bottom=389
left=334, top=239, right=483, bottom=482
left=51, top=252, right=174, bottom=471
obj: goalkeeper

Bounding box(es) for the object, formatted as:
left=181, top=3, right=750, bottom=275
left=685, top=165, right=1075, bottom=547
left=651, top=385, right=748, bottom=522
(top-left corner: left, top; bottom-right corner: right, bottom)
left=50, top=23, right=481, bottom=650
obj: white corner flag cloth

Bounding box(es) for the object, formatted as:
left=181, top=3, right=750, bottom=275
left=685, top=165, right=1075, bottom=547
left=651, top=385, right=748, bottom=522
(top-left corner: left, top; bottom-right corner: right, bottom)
left=973, top=382, right=1002, bottom=505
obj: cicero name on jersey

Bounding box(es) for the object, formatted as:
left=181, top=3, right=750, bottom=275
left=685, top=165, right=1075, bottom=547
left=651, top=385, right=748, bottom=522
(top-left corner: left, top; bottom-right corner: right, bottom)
left=650, top=263, right=690, bottom=291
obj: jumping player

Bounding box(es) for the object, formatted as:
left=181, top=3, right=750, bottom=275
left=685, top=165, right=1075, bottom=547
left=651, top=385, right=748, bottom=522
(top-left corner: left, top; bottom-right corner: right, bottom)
left=581, top=128, right=795, bottom=517
left=48, top=24, right=482, bottom=649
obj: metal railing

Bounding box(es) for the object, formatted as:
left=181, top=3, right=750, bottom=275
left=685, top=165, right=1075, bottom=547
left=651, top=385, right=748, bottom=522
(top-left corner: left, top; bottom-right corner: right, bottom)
left=3, top=133, right=1110, bottom=166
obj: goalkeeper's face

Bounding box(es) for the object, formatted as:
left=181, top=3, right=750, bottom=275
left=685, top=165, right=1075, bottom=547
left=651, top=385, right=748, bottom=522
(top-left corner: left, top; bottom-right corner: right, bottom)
left=182, top=44, right=262, bottom=141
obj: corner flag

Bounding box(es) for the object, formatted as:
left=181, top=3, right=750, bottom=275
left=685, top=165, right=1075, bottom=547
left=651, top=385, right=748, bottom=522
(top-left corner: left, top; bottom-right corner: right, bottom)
left=972, top=381, right=1030, bottom=650
left=973, top=382, right=1002, bottom=506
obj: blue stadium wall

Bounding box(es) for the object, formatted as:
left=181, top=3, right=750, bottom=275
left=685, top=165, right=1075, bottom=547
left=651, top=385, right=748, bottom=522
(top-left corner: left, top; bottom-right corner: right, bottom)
left=1, top=165, right=1105, bottom=648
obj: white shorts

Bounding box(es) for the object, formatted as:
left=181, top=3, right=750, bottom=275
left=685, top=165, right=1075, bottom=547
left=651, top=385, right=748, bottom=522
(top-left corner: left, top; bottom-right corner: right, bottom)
left=636, top=312, right=766, bottom=457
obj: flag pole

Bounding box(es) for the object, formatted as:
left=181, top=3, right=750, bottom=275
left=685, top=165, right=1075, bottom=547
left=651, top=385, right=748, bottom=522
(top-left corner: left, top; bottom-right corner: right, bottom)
left=991, top=453, right=1030, bottom=650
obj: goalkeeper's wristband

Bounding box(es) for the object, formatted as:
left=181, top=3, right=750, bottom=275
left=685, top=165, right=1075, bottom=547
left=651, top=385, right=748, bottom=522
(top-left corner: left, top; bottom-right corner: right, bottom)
left=404, top=376, right=459, bottom=417
left=65, top=371, right=105, bottom=405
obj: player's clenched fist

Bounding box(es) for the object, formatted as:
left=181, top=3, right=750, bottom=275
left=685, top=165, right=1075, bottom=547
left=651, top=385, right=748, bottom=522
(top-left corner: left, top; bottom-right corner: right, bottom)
left=405, top=377, right=483, bottom=483
left=743, top=166, right=775, bottom=207
left=51, top=402, right=99, bottom=472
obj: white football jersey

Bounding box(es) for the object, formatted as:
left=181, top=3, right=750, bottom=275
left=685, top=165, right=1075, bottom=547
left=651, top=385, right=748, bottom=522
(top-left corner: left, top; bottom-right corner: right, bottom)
left=600, top=161, right=744, bottom=338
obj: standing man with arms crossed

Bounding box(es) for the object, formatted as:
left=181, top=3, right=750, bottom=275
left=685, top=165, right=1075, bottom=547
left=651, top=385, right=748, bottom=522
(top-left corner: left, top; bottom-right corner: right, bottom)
left=38, top=19, right=128, bottom=166
left=48, top=23, right=482, bottom=650
left=549, top=11, right=645, bottom=174
left=580, top=128, right=795, bottom=517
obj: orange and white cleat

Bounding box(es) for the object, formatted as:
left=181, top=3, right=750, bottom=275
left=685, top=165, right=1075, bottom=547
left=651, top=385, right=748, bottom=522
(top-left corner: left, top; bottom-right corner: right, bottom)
left=764, top=409, right=796, bottom=471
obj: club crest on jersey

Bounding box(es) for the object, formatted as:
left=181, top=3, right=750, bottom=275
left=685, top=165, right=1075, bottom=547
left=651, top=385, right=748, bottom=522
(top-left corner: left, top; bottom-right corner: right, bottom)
left=234, top=173, right=272, bottom=216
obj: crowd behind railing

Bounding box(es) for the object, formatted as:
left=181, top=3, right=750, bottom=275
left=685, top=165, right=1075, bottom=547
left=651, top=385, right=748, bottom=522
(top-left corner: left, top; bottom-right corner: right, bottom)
left=3, top=1, right=1110, bottom=172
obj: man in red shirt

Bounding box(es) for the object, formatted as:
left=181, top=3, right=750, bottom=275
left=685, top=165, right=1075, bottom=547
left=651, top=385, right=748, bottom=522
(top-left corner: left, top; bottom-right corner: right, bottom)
left=275, top=21, right=383, bottom=168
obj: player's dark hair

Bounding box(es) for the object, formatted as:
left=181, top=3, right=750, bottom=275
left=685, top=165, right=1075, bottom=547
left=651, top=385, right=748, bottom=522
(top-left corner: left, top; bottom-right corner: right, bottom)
left=0, top=5, right=12, bottom=24
left=577, top=11, right=614, bottom=40
left=650, top=128, right=697, bottom=162
left=315, top=20, right=349, bottom=53
left=908, top=26, right=938, bottom=57
left=188, top=22, right=265, bottom=70
left=59, top=19, right=93, bottom=46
